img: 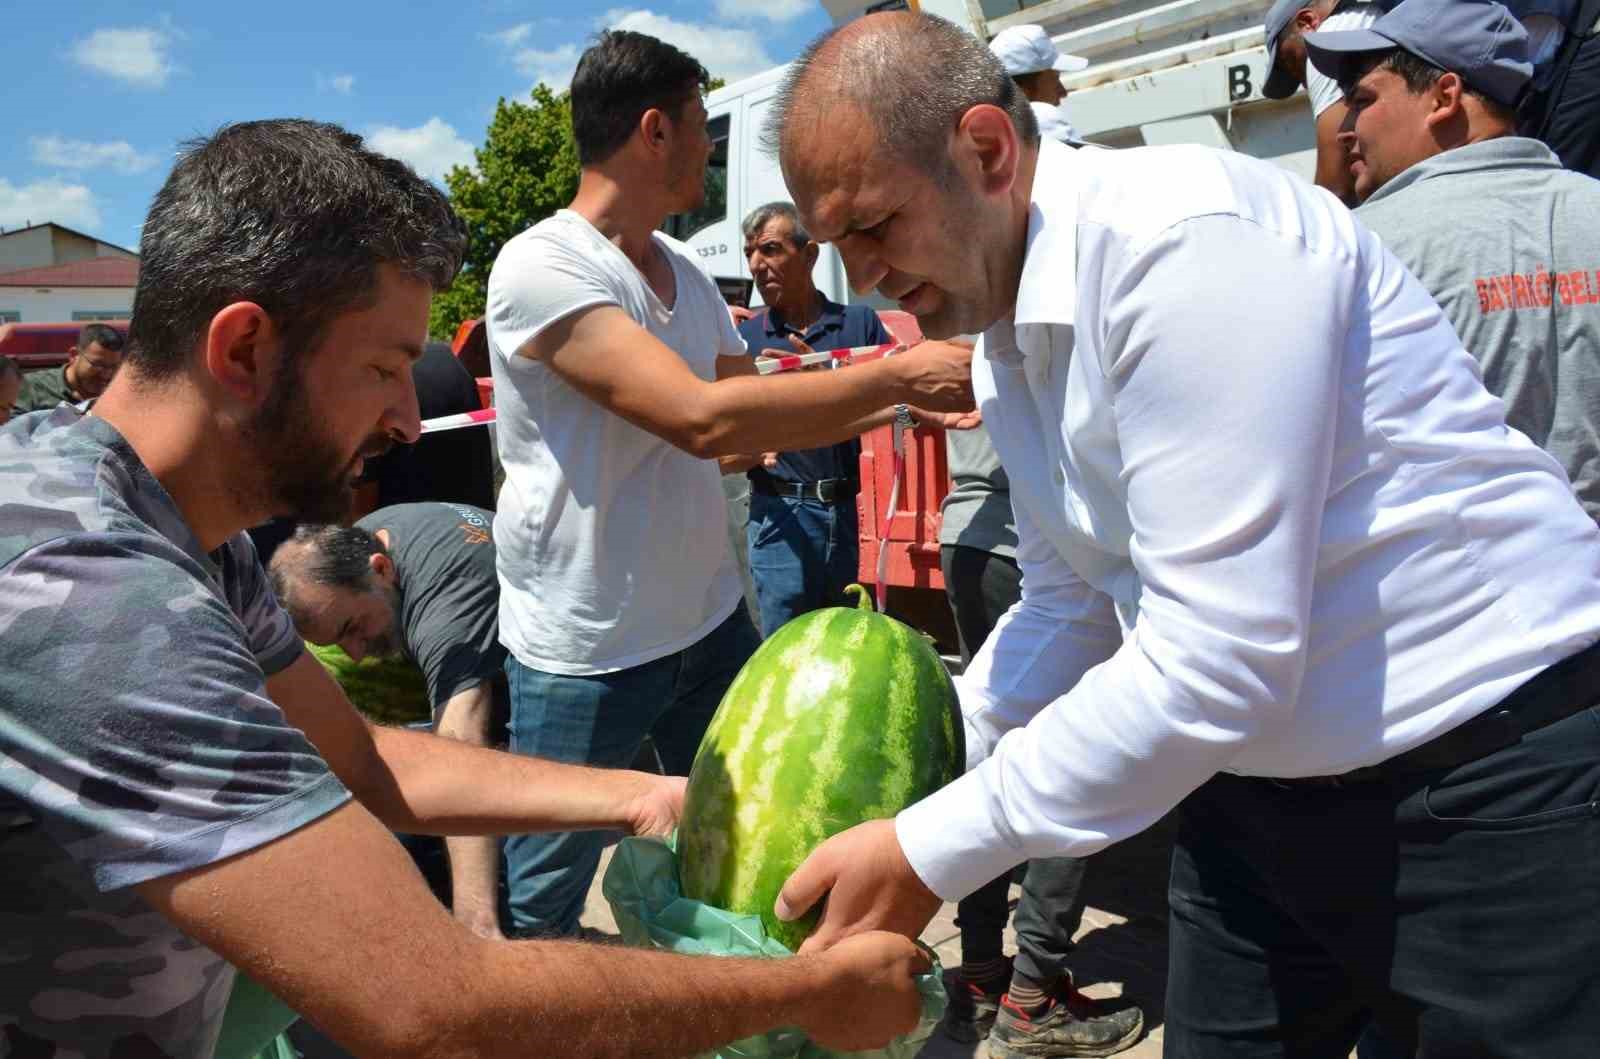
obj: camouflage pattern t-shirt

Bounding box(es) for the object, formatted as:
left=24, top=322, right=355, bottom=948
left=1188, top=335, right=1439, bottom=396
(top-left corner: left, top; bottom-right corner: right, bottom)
left=0, top=408, right=352, bottom=1058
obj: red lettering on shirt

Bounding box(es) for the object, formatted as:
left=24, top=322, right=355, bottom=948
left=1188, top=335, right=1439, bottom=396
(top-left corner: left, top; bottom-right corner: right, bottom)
left=1468, top=264, right=1600, bottom=315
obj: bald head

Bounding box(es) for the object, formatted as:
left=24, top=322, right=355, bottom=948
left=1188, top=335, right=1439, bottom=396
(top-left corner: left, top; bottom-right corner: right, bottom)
left=764, top=11, right=1037, bottom=181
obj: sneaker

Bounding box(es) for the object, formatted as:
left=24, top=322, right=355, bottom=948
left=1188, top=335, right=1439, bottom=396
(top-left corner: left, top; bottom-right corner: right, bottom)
left=939, top=958, right=1012, bottom=1044
left=987, top=982, right=1144, bottom=1058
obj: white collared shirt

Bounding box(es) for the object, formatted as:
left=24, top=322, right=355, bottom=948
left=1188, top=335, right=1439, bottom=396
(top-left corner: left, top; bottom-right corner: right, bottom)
left=895, top=139, right=1600, bottom=900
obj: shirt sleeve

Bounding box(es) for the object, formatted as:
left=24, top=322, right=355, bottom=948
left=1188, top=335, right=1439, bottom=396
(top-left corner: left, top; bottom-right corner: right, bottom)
left=222, top=531, right=304, bottom=676
left=487, top=230, right=623, bottom=361
left=896, top=213, right=1350, bottom=899
left=0, top=535, right=351, bottom=892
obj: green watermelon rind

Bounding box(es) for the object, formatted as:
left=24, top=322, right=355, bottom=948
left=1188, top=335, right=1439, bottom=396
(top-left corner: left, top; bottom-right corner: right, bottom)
left=677, top=597, right=963, bottom=953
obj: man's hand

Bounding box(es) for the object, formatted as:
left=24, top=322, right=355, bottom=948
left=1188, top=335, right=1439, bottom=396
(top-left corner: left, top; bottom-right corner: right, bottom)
left=622, top=772, right=686, bottom=838
left=799, top=932, right=932, bottom=1051
left=909, top=406, right=982, bottom=431
left=719, top=453, right=763, bottom=474
left=892, top=340, right=974, bottom=412
left=729, top=305, right=757, bottom=325
left=776, top=818, right=942, bottom=955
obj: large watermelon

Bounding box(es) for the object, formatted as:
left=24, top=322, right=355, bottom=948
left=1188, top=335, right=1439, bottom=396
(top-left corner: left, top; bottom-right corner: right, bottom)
left=307, top=642, right=431, bottom=726
left=677, top=584, right=964, bottom=952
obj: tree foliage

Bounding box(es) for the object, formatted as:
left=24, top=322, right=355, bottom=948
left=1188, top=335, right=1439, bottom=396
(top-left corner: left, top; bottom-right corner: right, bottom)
left=428, top=85, right=581, bottom=341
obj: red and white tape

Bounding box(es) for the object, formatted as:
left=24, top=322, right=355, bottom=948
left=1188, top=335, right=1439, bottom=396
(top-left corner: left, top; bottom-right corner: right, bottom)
left=418, top=342, right=901, bottom=434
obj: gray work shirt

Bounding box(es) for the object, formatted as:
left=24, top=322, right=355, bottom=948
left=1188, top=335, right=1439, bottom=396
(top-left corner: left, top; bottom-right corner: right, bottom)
left=940, top=426, right=1018, bottom=558
left=1357, top=137, right=1600, bottom=520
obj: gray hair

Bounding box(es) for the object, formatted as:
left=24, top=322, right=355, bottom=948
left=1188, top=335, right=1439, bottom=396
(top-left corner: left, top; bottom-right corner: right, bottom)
left=741, top=201, right=811, bottom=248
left=761, top=12, right=1038, bottom=179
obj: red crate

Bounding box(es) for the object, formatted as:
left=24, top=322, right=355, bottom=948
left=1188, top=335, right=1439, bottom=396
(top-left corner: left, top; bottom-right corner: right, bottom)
left=856, top=311, right=950, bottom=593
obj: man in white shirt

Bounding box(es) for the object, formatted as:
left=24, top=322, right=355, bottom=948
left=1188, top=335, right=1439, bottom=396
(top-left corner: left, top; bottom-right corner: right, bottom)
left=987, top=24, right=1089, bottom=146
left=764, top=11, right=1600, bottom=1056
left=486, top=30, right=974, bottom=938
left=1263, top=0, right=1390, bottom=203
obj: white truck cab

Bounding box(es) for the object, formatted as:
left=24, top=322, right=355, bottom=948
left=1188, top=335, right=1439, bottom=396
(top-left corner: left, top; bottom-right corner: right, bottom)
left=668, top=0, right=1317, bottom=310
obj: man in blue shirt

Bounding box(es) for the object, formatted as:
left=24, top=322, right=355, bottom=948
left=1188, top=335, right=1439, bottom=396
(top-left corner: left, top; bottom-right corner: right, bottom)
left=737, top=201, right=893, bottom=637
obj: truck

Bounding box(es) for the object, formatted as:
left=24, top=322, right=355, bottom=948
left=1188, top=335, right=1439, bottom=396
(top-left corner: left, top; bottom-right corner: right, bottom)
left=664, top=0, right=1317, bottom=310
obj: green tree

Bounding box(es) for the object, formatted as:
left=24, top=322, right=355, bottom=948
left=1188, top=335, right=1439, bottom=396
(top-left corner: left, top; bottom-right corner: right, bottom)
left=428, top=84, right=581, bottom=341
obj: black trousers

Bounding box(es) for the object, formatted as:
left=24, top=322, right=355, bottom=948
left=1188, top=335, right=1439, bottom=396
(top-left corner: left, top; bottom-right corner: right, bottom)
left=942, top=543, right=1091, bottom=986
left=1165, top=704, right=1600, bottom=1057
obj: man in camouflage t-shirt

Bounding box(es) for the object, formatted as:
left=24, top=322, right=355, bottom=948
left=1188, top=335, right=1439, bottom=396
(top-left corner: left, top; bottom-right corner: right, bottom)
left=0, top=117, right=930, bottom=1058
left=0, top=406, right=349, bottom=1057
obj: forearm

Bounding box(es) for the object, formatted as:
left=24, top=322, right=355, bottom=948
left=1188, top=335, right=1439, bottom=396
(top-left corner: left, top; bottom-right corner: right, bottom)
left=358, top=723, right=651, bottom=836
left=427, top=941, right=830, bottom=1059
left=686, top=358, right=921, bottom=457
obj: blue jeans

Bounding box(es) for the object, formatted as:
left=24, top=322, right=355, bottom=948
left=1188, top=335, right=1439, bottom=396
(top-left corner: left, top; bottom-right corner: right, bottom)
left=746, top=491, right=859, bottom=638
left=501, top=604, right=759, bottom=937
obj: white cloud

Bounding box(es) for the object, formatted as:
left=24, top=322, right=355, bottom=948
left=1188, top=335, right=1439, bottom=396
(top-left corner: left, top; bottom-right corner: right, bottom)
left=713, top=0, right=813, bottom=22
left=0, top=179, right=102, bottom=233
left=491, top=23, right=534, bottom=47
left=509, top=42, right=584, bottom=89
left=29, top=136, right=159, bottom=175
left=499, top=9, right=780, bottom=90
left=317, top=73, right=356, bottom=94
left=366, top=118, right=475, bottom=182
left=72, top=26, right=176, bottom=88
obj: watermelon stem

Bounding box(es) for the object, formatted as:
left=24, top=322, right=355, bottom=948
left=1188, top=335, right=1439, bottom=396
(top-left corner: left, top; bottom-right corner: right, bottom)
left=844, top=583, right=875, bottom=612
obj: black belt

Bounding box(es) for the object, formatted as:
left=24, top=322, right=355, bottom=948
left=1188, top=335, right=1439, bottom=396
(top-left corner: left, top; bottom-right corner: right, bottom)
left=1264, top=638, right=1600, bottom=789
left=750, top=474, right=860, bottom=504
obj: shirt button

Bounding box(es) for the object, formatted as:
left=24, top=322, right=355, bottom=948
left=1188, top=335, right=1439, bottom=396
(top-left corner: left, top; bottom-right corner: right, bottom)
left=1053, top=467, right=1065, bottom=484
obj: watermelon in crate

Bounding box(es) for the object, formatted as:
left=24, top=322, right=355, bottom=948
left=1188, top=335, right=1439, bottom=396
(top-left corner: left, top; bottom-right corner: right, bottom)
left=678, top=584, right=964, bottom=952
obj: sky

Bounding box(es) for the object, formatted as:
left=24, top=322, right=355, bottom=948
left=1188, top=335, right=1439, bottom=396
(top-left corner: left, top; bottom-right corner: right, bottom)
left=3, top=1, right=833, bottom=251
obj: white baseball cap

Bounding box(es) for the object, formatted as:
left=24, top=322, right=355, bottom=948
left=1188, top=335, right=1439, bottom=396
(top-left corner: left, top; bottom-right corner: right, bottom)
left=988, top=25, right=1089, bottom=76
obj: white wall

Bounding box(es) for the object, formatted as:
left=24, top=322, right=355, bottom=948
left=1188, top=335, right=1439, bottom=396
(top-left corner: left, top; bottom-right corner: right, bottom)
left=0, top=286, right=134, bottom=322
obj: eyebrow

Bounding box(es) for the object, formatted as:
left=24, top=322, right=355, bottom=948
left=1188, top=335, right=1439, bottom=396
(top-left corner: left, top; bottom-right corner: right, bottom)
left=396, top=342, right=425, bottom=363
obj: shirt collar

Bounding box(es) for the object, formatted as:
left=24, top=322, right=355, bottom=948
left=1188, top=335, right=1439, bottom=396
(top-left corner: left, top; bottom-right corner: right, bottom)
left=987, top=138, right=1082, bottom=367
left=1361, top=137, right=1563, bottom=208
left=764, top=294, right=846, bottom=339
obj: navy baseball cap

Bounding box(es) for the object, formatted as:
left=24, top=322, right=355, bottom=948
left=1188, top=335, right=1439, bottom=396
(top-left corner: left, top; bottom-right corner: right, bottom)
left=1304, top=0, right=1533, bottom=107
left=1263, top=0, right=1311, bottom=98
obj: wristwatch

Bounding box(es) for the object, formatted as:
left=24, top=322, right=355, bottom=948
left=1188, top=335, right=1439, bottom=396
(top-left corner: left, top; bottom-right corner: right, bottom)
left=894, top=403, right=918, bottom=429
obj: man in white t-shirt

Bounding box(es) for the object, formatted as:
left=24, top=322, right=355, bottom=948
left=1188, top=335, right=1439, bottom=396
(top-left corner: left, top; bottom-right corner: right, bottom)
left=1263, top=0, right=1390, bottom=204
left=485, top=29, right=976, bottom=938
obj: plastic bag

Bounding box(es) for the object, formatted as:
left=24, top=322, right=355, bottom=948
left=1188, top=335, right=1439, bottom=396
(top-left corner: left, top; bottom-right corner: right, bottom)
left=602, top=835, right=947, bottom=1059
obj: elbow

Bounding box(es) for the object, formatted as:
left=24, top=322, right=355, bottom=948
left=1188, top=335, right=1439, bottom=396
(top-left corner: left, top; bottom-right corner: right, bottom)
left=670, top=396, right=738, bottom=459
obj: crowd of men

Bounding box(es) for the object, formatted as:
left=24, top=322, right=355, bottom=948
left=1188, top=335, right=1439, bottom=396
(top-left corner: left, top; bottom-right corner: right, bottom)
left=3, top=0, right=1599, bottom=1057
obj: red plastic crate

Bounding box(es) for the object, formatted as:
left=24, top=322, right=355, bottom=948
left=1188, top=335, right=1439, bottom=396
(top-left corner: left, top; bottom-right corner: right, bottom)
left=856, top=310, right=950, bottom=593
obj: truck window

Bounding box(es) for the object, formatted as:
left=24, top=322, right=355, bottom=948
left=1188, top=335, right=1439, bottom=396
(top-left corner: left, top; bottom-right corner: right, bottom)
left=663, top=113, right=730, bottom=242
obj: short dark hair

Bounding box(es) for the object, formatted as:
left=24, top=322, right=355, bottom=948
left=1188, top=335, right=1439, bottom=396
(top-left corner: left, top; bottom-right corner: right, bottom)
left=268, top=523, right=388, bottom=617
left=1342, top=48, right=1516, bottom=120
left=126, top=119, right=466, bottom=380
left=0, top=355, right=20, bottom=382
left=77, top=322, right=124, bottom=352
left=765, top=13, right=1038, bottom=181
left=741, top=202, right=811, bottom=248
left=570, top=30, right=710, bottom=166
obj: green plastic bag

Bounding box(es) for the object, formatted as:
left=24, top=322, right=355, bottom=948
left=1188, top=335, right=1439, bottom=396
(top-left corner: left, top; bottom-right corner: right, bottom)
left=214, top=970, right=300, bottom=1059
left=602, top=836, right=947, bottom=1059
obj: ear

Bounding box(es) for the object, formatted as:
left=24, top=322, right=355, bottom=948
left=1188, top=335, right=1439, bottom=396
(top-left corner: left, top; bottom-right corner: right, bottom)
left=65, top=345, right=79, bottom=361
left=1424, top=71, right=1467, bottom=129
left=639, top=108, right=669, bottom=158
left=955, top=103, right=1023, bottom=198
left=803, top=240, right=820, bottom=269
left=1294, top=7, right=1321, bottom=31
left=368, top=551, right=396, bottom=586
left=201, top=301, right=284, bottom=407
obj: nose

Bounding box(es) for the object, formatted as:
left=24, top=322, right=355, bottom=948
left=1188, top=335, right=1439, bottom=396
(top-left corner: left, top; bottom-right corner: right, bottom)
left=836, top=236, right=887, bottom=297
left=387, top=371, right=423, bottom=445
